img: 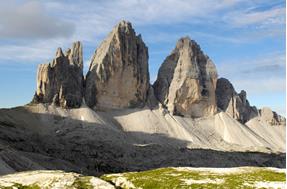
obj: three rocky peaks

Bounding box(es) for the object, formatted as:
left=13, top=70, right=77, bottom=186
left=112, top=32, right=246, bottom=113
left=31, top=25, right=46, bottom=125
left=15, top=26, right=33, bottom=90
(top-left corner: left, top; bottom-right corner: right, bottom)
left=32, top=20, right=285, bottom=125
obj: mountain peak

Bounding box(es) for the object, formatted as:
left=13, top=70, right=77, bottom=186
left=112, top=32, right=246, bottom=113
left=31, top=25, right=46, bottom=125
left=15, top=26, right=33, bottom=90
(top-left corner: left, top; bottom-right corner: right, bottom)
left=117, top=20, right=132, bottom=28
left=85, top=20, right=149, bottom=109
left=32, top=41, right=84, bottom=108
left=55, top=47, right=64, bottom=58
left=153, top=36, right=217, bottom=117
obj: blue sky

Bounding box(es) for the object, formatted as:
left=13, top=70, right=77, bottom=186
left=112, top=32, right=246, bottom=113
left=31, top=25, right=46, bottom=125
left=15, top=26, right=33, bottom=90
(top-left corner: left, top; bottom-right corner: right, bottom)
left=0, top=0, right=285, bottom=115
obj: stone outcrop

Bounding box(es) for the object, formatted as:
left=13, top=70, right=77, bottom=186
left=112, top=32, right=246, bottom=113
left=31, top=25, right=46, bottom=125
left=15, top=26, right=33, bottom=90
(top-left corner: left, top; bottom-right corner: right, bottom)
left=85, top=21, right=150, bottom=109
left=216, top=78, right=258, bottom=123
left=32, top=41, right=84, bottom=108
left=153, top=37, right=218, bottom=118
left=29, top=20, right=285, bottom=127
left=259, top=107, right=286, bottom=126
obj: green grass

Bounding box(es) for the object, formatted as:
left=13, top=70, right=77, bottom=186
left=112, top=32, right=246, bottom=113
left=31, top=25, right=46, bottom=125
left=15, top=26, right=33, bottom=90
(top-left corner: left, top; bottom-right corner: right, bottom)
left=1, top=183, right=40, bottom=189
left=101, top=167, right=286, bottom=189
left=72, top=176, right=93, bottom=189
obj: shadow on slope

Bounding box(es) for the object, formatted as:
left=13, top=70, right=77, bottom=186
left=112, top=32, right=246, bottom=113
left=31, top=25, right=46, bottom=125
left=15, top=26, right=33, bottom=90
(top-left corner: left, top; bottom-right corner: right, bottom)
left=0, top=106, right=285, bottom=177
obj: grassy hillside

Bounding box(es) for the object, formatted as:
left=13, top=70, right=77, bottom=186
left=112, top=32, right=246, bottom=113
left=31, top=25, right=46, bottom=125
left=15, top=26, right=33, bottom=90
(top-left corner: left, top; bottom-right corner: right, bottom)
left=101, top=167, right=286, bottom=189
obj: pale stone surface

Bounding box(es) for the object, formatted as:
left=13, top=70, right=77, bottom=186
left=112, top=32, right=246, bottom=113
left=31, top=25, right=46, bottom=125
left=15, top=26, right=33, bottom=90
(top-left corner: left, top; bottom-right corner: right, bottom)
left=259, top=107, right=286, bottom=126
left=153, top=37, right=217, bottom=117
left=85, top=21, right=149, bottom=109
left=216, top=78, right=258, bottom=123
left=0, top=170, right=115, bottom=189
left=32, top=41, right=84, bottom=108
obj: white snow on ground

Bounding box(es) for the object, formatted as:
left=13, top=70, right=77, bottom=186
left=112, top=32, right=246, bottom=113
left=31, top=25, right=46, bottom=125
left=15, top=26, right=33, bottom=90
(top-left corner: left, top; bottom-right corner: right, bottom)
left=182, top=178, right=224, bottom=185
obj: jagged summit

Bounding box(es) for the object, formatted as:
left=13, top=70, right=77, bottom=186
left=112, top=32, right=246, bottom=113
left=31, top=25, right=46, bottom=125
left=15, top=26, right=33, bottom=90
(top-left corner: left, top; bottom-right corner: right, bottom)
left=153, top=36, right=217, bottom=117
left=0, top=20, right=285, bottom=177
left=32, top=41, right=84, bottom=108
left=85, top=20, right=150, bottom=109
left=215, top=77, right=258, bottom=123
left=67, top=41, right=83, bottom=68
left=30, top=20, right=284, bottom=124
left=55, top=47, right=64, bottom=58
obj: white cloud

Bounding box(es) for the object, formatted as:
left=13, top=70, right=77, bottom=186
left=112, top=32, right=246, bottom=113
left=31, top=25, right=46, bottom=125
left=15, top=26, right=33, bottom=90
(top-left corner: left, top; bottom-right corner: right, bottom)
left=0, top=1, right=75, bottom=39
left=217, top=51, right=286, bottom=96
left=39, top=0, right=240, bottom=42
left=0, top=0, right=284, bottom=64
left=225, top=6, right=285, bottom=27
left=218, top=51, right=285, bottom=78
left=231, top=77, right=285, bottom=95
left=0, top=38, right=75, bottom=64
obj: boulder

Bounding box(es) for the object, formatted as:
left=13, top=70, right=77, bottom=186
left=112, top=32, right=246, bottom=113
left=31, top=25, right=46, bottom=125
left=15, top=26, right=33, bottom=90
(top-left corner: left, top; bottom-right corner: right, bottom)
left=153, top=37, right=217, bottom=117
left=85, top=21, right=150, bottom=109
left=216, top=78, right=258, bottom=123
left=32, top=41, right=84, bottom=108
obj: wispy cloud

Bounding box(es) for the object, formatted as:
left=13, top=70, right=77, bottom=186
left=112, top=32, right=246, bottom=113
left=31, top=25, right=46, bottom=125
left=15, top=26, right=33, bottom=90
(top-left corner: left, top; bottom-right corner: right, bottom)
left=231, top=77, right=285, bottom=95
left=0, top=39, right=76, bottom=64
left=0, top=0, right=285, bottom=64
left=217, top=51, right=286, bottom=96
left=0, top=1, right=75, bottom=39
left=0, top=0, right=285, bottom=111
left=225, top=6, right=285, bottom=27
left=218, top=51, right=285, bottom=77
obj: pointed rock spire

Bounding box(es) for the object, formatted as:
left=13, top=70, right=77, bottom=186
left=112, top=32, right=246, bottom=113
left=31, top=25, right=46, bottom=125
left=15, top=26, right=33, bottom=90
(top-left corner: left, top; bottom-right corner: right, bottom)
left=215, top=78, right=258, bottom=123
left=153, top=37, right=217, bottom=117
left=55, top=47, right=64, bottom=58
left=32, top=41, right=84, bottom=108
left=259, top=107, right=286, bottom=125
left=68, top=41, right=83, bottom=68
left=85, top=20, right=150, bottom=109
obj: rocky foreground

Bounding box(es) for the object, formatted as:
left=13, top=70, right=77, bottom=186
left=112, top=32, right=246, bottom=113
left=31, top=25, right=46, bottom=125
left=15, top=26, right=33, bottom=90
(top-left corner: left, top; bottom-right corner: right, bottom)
left=0, top=167, right=285, bottom=189
left=0, top=170, right=114, bottom=189
left=0, top=21, right=285, bottom=177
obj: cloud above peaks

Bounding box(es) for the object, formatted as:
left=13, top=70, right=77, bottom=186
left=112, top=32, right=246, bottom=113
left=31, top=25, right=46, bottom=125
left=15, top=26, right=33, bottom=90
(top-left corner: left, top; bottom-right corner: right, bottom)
left=0, top=1, right=75, bottom=40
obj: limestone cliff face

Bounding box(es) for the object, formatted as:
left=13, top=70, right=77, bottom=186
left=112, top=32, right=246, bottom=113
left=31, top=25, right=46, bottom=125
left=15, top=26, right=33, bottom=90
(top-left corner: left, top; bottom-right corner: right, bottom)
left=259, top=107, right=286, bottom=126
left=32, top=42, right=84, bottom=108
left=153, top=37, right=217, bottom=118
left=216, top=78, right=258, bottom=123
left=85, top=21, right=150, bottom=109
left=29, top=21, right=285, bottom=126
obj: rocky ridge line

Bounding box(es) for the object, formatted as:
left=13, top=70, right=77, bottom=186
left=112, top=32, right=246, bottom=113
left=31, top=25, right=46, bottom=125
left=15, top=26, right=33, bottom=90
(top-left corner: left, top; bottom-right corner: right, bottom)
left=32, top=20, right=285, bottom=125
left=85, top=21, right=150, bottom=109
left=32, top=41, right=84, bottom=108
left=153, top=37, right=218, bottom=118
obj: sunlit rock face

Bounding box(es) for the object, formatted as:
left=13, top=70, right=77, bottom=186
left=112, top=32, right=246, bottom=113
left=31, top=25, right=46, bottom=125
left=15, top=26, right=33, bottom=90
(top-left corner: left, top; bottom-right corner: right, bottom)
left=259, top=107, right=286, bottom=126
left=216, top=78, right=258, bottom=123
left=85, top=21, right=150, bottom=109
left=32, top=41, right=84, bottom=108
left=153, top=37, right=218, bottom=118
